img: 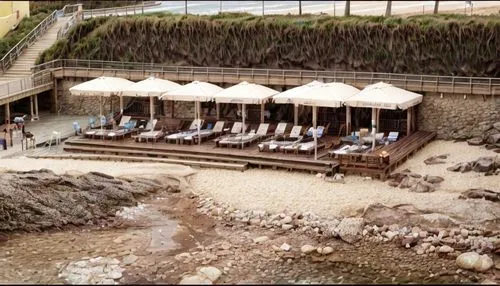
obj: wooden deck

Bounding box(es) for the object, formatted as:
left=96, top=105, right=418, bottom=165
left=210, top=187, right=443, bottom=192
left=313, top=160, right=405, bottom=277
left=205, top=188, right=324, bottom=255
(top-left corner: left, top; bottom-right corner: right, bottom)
left=63, top=135, right=340, bottom=174
left=62, top=130, right=436, bottom=179
left=336, top=131, right=436, bottom=180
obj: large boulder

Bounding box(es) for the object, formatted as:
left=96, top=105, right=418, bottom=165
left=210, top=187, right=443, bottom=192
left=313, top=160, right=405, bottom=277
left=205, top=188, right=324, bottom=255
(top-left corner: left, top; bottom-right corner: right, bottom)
left=467, top=137, right=484, bottom=146
left=487, top=133, right=500, bottom=145
left=337, top=217, right=364, bottom=244
left=456, top=252, right=494, bottom=273
left=423, top=175, right=444, bottom=184
left=447, top=162, right=472, bottom=173
left=459, top=189, right=500, bottom=202
left=409, top=181, right=436, bottom=193
left=472, top=157, right=495, bottom=173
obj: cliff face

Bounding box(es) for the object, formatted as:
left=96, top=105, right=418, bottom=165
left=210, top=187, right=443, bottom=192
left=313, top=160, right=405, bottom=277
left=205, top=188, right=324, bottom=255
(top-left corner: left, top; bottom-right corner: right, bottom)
left=37, top=13, right=500, bottom=77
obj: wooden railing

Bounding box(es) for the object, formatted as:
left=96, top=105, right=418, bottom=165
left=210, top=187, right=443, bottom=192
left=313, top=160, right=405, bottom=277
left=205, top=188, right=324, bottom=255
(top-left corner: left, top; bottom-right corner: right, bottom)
left=82, top=1, right=161, bottom=19
left=32, top=59, right=500, bottom=96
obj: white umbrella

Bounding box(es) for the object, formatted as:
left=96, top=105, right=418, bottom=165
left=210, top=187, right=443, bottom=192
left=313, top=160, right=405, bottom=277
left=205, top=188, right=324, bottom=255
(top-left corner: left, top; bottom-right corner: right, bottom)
left=272, top=80, right=323, bottom=125
left=213, top=81, right=279, bottom=148
left=160, top=81, right=223, bottom=145
left=121, top=76, right=181, bottom=127
left=272, top=81, right=360, bottom=160
left=70, top=76, right=134, bottom=133
left=344, top=82, right=423, bottom=151
left=69, top=76, right=134, bottom=117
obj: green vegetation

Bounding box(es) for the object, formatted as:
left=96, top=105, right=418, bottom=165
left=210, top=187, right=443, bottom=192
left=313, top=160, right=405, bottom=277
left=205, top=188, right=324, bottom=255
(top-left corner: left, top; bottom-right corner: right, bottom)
left=36, top=13, right=500, bottom=77
left=30, top=1, right=145, bottom=15
left=0, top=12, right=49, bottom=58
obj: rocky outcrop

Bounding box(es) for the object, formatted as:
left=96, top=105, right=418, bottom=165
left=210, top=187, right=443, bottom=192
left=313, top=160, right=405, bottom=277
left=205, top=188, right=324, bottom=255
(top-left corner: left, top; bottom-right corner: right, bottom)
left=0, top=169, right=170, bottom=232
left=459, top=189, right=500, bottom=202
left=447, top=156, right=500, bottom=174
left=387, top=170, right=444, bottom=192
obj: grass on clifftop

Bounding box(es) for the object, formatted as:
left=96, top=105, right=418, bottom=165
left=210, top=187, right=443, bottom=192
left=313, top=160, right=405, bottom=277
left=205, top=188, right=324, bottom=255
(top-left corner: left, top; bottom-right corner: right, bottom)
left=0, top=12, right=49, bottom=58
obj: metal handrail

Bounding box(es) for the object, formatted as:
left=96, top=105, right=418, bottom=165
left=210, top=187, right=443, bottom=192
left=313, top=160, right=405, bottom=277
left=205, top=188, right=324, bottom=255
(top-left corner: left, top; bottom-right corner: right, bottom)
left=57, top=4, right=83, bottom=40
left=0, top=70, right=53, bottom=100
left=0, top=10, right=60, bottom=73
left=83, top=1, right=161, bottom=18
left=30, top=59, right=500, bottom=95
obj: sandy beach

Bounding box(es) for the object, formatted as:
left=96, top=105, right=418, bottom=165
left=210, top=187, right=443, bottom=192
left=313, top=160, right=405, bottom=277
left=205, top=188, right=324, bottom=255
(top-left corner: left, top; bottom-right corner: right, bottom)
left=1, top=140, right=497, bottom=223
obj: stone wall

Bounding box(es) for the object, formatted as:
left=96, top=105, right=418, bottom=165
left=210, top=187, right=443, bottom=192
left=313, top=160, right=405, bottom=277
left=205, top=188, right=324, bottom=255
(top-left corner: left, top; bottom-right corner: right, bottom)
left=418, top=93, right=500, bottom=140
left=58, top=79, right=131, bottom=116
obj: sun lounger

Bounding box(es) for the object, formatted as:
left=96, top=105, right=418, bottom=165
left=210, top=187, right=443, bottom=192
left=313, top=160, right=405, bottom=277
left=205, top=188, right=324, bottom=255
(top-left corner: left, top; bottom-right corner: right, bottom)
left=165, top=119, right=205, bottom=144
left=282, top=126, right=326, bottom=155
left=258, top=125, right=303, bottom=152
left=387, top=131, right=399, bottom=143
left=218, top=123, right=270, bottom=149
left=132, top=119, right=166, bottom=142
left=184, top=121, right=225, bottom=145
left=214, top=122, right=249, bottom=146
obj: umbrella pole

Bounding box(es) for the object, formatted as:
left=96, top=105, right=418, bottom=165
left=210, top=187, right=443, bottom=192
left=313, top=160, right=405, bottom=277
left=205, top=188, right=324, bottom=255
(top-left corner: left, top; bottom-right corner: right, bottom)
left=294, top=104, right=299, bottom=126
left=371, top=108, right=377, bottom=151
left=150, top=96, right=154, bottom=129
left=241, top=104, right=246, bottom=149
left=198, top=101, right=201, bottom=146
left=346, top=106, right=351, bottom=136
left=100, top=96, right=104, bottom=140
left=313, top=105, right=317, bottom=161
left=120, top=96, right=124, bottom=114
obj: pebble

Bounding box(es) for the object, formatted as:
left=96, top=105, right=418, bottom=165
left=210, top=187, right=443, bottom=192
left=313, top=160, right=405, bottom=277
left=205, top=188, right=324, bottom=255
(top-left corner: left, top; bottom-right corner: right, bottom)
left=122, top=254, right=138, bottom=266
left=198, top=266, right=222, bottom=282
left=322, top=247, right=334, bottom=255
left=301, top=245, right=316, bottom=254
left=253, top=236, right=269, bottom=244
left=282, top=224, right=293, bottom=231
left=438, top=245, right=454, bottom=253
left=280, top=243, right=291, bottom=252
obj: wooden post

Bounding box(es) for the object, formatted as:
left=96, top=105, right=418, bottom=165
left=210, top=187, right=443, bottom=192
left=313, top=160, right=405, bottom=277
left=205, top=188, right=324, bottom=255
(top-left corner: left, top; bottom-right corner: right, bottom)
left=4, top=103, right=10, bottom=124
left=294, top=105, right=299, bottom=126
left=407, top=107, right=412, bottom=135
left=376, top=108, right=380, bottom=133
left=346, top=106, right=351, bottom=136
left=30, top=96, right=34, bottom=121
left=34, top=94, right=39, bottom=120
left=260, top=103, right=265, bottom=123
left=53, top=79, right=59, bottom=115
left=216, top=103, right=220, bottom=120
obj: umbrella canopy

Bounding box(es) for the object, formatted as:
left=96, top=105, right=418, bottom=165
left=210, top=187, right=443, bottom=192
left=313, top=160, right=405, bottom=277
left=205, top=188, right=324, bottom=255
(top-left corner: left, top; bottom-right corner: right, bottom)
left=160, top=80, right=223, bottom=102
left=213, top=81, right=279, bottom=104
left=343, top=82, right=423, bottom=110
left=272, top=80, right=323, bottom=104
left=273, top=81, right=360, bottom=107
left=121, top=76, right=181, bottom=97
left=69, top=76, right=134, bottom=97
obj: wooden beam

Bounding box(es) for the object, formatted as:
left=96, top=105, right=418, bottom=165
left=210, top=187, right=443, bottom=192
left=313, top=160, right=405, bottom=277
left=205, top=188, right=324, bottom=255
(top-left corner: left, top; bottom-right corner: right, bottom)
left=4, top=103, right=10, bottom=124
left=30, top=96, right=34, bottom=121
left=216, top=103, right=220, bottom=120
left=34, top=94, right=39, bottom=120
left=294, top=104, right=299, bottom=126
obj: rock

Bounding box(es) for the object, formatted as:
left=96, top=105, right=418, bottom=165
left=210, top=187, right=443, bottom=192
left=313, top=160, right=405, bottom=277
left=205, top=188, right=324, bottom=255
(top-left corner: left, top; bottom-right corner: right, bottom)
left=459, top=189, right=500, bottom=202
left=424, top=155, right=447, bottom=165
left=473, top=157, right=495, bottom=173
left=106, top=271, right=123, bottom=280
left=280, top=243, right=291, bottom=252
left=487, top=133, right=500, bottom=144
left=384, top=231, right=398, bottom=241
left=460, top=229, right=469, bottom=238
left=198, top=266, right=222, bottom=282
left=447, top=163, right=472, bottom=173
left=410, top=181, right=435, bottom=193
left=179, top=274, right=212, bottom=284
left=281, top=216, right=293, bottom=224
left=424, top=175, right=444, bottom=184
left=282, top=224, right=293, bottom=230
left=468, top=137, right=484, bottom=146
left=438, top=245, right=454, bottom=253
left=122, top=254, right=138, bottom=265
left=419, top=231, right=428, bottom=238
left=300, top=245, right=316, bottom=254
left=322, top=246, right=334, bottom=255
left=401, top=235, right=417, bottom=247
left=337, top=217, right=364, bottom=244
left=456, top=252, right=494, bottom=272
left=493, top=122, right=500, bottom=131
left=249, top=218, right=261, bottom=226
left=253, top=236, right=269, bottom=244
left=481, top=279, right=497, bottom=285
